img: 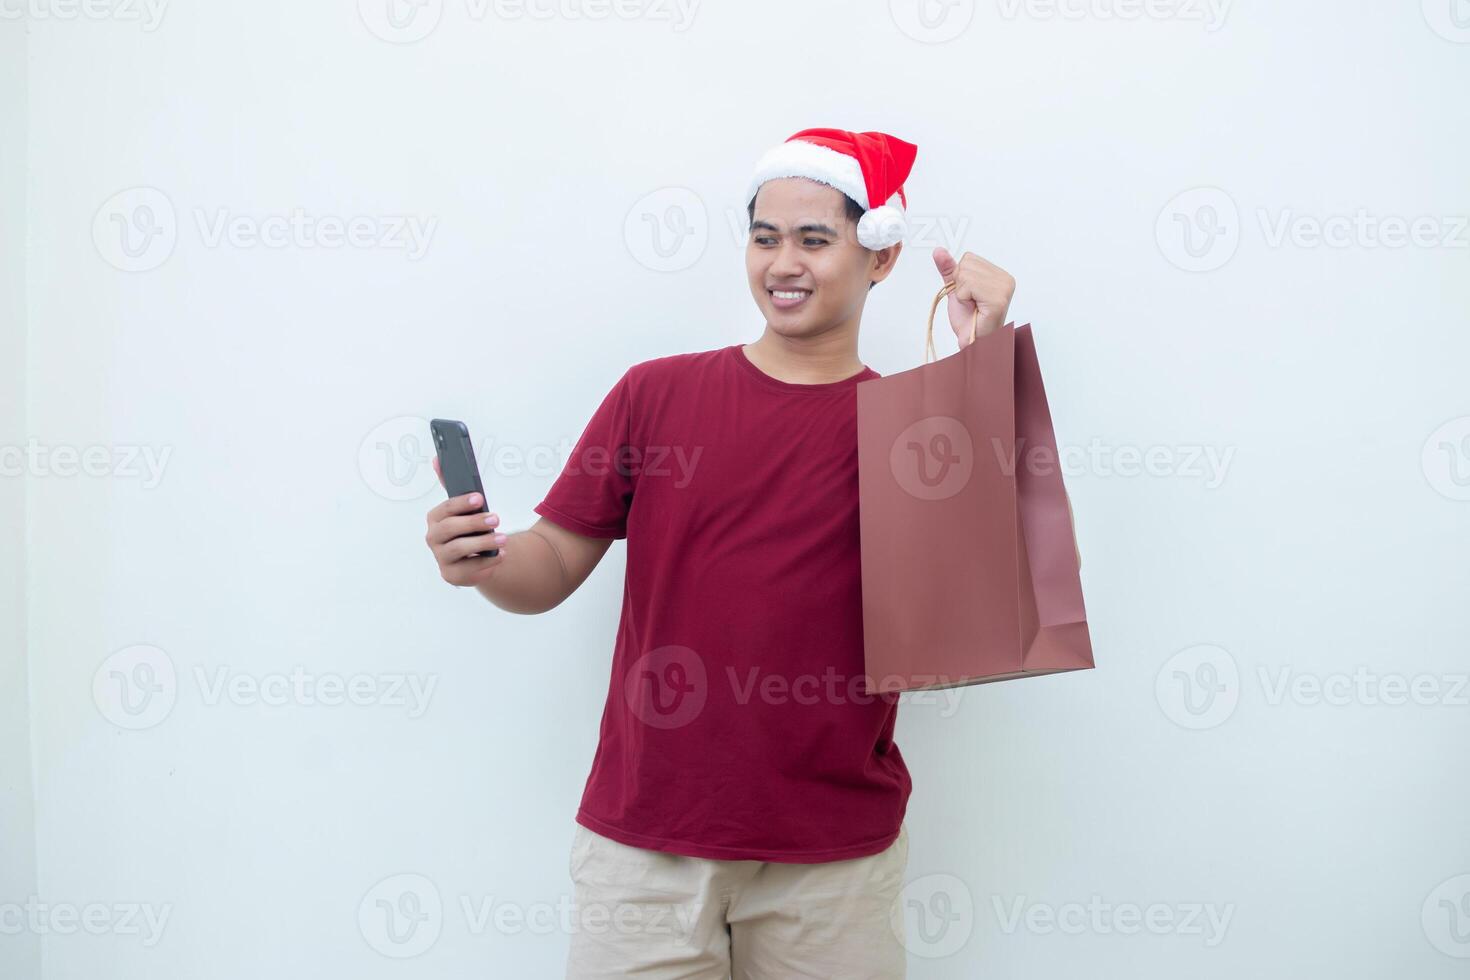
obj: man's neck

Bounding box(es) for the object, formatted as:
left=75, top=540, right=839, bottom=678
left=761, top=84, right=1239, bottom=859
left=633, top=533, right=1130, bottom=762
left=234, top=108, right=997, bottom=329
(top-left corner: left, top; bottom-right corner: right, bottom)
left=742, top=324, right=866, bottom=385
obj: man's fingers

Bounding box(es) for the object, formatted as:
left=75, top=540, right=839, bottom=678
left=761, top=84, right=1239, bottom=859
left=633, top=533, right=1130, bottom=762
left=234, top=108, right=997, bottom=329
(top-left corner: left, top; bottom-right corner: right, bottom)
left=450, top=530, right=506, bottom=561
left=426, top=491, right=484, bottom=525
left=427, top=511, right=500, bottom=546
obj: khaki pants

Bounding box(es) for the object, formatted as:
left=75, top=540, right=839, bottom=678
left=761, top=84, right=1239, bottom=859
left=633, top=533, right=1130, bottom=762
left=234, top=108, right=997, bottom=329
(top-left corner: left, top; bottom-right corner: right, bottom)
left=564, top=821, right=910, bottom=979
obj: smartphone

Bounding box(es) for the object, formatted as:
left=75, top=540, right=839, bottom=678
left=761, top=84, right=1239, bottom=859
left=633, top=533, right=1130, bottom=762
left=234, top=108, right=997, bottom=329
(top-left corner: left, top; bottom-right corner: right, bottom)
left=429, top=418, right=498, bottom=558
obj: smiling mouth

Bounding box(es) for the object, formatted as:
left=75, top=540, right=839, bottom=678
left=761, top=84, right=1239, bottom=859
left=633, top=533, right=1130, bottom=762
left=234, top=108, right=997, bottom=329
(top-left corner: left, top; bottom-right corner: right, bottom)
left=768, top=288, right=813, bottom=308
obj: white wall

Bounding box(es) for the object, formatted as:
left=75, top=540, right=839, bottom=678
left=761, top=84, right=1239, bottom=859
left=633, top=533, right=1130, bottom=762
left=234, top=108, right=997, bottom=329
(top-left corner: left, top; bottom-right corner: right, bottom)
left=11, top=1, right=1470, bottom=978
left=0, top=12, right=41, bottom=980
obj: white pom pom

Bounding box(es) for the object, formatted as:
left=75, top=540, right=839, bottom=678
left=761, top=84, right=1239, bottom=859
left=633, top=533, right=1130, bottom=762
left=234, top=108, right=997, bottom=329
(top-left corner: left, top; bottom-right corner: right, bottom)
left=856, top=204, right=906, bottom=249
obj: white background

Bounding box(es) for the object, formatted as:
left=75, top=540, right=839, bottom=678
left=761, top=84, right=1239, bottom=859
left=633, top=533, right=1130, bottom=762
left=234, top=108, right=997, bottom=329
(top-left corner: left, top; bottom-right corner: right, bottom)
left=2, top=1, right=1468, bottom=977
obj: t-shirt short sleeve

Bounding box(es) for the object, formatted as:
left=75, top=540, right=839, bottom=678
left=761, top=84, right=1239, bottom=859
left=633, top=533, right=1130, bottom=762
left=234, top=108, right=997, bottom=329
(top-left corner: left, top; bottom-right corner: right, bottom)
left=533, top=370, right=636, bottom=540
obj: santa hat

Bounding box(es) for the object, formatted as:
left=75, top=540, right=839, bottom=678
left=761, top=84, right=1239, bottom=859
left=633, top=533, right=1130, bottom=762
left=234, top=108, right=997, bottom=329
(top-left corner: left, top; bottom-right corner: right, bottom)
left=745, top=127, right=918, bottom=250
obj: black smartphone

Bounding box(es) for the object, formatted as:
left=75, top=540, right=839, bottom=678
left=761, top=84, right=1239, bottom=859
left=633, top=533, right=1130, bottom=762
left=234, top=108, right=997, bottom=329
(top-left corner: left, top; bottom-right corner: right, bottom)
left=429, top=418, right=498, bottom=558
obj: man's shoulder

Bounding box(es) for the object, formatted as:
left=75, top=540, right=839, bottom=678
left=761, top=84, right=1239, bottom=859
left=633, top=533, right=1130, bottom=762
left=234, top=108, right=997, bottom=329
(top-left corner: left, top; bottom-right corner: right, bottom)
left=624, top=345, right=731, bottom=386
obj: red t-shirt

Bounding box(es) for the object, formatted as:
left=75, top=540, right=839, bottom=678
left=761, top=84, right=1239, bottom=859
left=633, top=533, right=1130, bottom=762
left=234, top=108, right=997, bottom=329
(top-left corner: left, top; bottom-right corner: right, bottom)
left=534, top=343, right=912, bottom=863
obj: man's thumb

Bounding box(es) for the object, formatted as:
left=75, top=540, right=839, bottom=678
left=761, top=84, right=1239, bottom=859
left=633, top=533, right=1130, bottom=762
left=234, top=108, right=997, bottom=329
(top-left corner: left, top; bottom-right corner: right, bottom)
left=932, top=246, right=957, bottom=282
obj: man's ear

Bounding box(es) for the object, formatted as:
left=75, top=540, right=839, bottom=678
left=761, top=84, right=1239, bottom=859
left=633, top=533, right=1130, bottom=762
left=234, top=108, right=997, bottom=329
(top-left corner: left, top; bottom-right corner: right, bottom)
left=869, top=241, right=902, bottom=286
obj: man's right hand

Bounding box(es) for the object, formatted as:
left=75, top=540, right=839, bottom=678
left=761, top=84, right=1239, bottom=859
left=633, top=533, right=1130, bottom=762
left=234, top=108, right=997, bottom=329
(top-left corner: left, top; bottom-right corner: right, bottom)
left=426, top=456, right=509, bottom=586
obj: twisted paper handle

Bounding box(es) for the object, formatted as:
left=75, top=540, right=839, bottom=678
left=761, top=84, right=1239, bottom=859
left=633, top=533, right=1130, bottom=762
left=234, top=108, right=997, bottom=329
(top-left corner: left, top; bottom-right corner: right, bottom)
left=924, top=281, right=983, bottom=364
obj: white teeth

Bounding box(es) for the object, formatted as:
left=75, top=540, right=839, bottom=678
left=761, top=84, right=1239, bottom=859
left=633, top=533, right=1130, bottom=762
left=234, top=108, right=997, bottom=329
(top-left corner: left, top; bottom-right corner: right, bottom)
left=772, top=290, right=809, bottom=300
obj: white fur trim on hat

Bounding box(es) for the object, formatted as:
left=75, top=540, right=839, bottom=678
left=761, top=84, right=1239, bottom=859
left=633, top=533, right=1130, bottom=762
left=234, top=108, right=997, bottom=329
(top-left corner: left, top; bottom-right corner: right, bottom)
left=745, top=138, right=871, bottom=208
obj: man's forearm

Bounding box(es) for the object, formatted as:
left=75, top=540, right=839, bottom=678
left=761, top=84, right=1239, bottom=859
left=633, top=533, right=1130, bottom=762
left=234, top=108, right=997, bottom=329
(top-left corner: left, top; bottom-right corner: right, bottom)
left=474, top=529, right=570, bottom=614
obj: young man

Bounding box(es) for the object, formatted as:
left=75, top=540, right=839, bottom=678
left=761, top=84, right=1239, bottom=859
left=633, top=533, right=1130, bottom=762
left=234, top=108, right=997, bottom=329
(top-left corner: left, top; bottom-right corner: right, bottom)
left=424, top=128, right=1017, bottom=979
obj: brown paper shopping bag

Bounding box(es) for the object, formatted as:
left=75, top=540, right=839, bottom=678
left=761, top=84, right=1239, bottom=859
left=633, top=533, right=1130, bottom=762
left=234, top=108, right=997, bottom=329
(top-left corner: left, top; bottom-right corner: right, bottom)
left=856, top=282, right=1094, bottom=694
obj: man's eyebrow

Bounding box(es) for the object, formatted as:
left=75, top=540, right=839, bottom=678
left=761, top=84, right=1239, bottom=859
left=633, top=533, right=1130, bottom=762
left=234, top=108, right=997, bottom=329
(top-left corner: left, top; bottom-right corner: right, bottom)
left=750, top=219, right=840, bottom=236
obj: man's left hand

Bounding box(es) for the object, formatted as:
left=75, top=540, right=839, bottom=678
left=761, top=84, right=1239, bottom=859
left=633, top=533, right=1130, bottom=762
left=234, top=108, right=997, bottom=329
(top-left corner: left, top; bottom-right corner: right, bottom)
left=932, top=247, right=1015, bottom=348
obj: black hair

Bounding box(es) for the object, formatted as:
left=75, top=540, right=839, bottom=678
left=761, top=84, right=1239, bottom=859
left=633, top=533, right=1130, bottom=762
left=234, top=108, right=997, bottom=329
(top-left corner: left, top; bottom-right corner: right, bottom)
left=747, top=190, right=878, bottom=291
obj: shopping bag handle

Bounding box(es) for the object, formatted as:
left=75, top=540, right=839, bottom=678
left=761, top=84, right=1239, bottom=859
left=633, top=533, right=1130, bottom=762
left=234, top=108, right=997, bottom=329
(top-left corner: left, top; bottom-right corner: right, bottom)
left=924, top=281, right=983, bottom=364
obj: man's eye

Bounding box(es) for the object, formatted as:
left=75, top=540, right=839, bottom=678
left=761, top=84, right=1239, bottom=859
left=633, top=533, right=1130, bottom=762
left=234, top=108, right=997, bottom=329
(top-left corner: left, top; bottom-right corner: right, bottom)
left=804, top=238, right=829, bottom=246
left=754, top=236, right=775, bottom=245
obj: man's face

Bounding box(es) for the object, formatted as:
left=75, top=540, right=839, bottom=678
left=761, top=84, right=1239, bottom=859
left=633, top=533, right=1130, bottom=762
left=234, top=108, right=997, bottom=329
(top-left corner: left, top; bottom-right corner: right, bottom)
left=745, top=178, right=898, bottom=339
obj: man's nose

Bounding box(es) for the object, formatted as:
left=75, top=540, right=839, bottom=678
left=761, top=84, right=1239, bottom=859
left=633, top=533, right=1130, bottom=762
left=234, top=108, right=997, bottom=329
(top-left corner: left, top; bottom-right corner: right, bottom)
left=770, top=240, right=804, bottom=276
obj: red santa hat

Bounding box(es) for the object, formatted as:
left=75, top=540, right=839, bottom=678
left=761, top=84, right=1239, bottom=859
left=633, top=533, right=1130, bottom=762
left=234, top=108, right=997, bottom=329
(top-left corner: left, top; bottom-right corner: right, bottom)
left=745, top=127, right=919, bottom=250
